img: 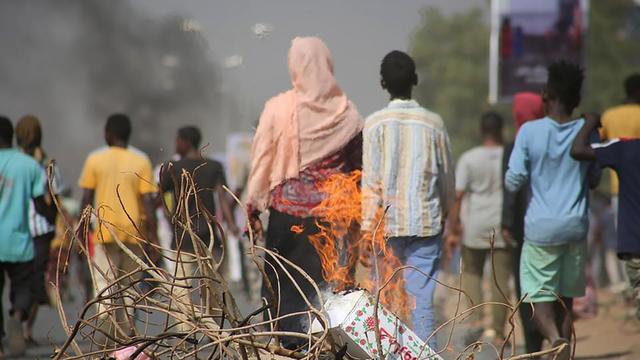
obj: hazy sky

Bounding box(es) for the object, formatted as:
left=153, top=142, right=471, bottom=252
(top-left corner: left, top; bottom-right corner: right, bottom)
left=136, top=0, right=486, bottom=127
left=1, top=1, right=486, bottom=186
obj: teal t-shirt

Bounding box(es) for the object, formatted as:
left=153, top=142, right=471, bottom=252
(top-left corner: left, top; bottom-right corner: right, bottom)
left=0, top=148, right=45, bottom=262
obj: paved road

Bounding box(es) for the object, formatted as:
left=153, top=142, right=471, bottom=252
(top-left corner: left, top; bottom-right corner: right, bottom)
left=2, top=278, right=256, bottom=359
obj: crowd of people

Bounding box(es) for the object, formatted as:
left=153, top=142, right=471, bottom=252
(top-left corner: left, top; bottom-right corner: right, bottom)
left=0, top=36, right=638, bottom=359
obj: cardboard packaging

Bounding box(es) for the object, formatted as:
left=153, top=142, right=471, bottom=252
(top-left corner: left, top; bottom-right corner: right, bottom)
left=311, top=290, right=442, bottom=360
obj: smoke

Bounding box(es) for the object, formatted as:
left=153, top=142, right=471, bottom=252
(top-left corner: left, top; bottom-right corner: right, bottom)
left=0, top=0, right=223, bottom=186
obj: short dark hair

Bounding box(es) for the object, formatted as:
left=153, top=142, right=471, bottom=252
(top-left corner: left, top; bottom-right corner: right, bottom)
left=380, top=50, right=417, bottom=95
left=546, top=61, right=584, bottom=112
left=0, top=116, right=13, bottom=145
left=624, top=73, right=640, bottom=99
left=105, top=113, right=132, bottom=142
left=480, top=111, right=503, bottom=139
left=178, top=126, right=201, bottom=149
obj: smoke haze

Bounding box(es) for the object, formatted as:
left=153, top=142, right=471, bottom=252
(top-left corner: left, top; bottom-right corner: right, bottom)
left=0, top=0, right=222, bottom=185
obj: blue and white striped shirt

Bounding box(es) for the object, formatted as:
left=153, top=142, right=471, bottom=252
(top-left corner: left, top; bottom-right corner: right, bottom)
left=29, top=161, right=64, bottom=237
left=362, top=99, right=455, bottom=237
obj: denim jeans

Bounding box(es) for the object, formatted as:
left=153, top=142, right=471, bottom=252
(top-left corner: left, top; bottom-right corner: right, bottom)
left=387, top=234, right=442, bottom=350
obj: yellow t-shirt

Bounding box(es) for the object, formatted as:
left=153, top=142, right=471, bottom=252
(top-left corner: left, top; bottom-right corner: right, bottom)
left=600, top=104, right=640, bottom=194
left=78, top=146, right=156, bottom=243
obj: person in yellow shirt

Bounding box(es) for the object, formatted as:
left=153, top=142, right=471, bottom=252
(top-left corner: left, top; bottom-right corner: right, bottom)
left=78, top=114, right=157, bottom=340
left=600, top=74, right=640, bottom=208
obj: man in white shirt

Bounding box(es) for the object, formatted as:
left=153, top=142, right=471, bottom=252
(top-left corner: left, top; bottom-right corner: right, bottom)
left=446, top=112, right=511, bottom=344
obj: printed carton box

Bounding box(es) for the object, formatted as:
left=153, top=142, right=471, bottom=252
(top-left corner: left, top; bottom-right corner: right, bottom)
left=311, top=290, right=442, bottom=360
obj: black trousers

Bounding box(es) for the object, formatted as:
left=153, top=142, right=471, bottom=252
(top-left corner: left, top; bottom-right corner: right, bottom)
left=0, top=260, right=35, bottom=338
left=262, top=209, right=324, bottom=349
left=32, top=232, right=55, bottom=305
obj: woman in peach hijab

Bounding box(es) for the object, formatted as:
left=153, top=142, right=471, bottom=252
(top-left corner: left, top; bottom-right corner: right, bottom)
left=246, top=36, right=363, bottom=349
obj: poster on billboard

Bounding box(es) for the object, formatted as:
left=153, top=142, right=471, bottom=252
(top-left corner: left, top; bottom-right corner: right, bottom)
left=494, top=0, right=588, bottom=100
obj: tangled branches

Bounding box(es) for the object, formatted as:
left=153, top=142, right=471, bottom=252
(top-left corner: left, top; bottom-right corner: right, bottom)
left=46, top=163, right=573, bottom=359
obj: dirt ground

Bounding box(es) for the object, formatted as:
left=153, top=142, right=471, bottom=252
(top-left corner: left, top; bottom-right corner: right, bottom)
left=570, top=291, right=640, bottom=360
left=434, top=274, right=640, bottom=360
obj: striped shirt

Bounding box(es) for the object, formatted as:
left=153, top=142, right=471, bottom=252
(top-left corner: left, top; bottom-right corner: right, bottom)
left=362, top=99, right=455, bottom=237
left=29, top=160, right=64, bottom=237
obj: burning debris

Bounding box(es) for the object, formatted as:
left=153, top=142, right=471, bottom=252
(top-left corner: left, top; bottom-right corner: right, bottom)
left=311, top=290, right=442, bottom=360
left=304, top=170, right=412, bottom=320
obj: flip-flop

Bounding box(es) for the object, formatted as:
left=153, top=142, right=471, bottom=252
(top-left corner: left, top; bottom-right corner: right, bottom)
left=551, top=338, right=570, bottom=360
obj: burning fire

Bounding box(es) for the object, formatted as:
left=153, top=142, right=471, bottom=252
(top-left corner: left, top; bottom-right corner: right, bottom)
left=291, top=170, right=412, bottom=321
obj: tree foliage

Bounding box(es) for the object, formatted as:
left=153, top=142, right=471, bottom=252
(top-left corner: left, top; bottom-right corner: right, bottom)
left=409, top=1, right=640, bottom=157
left=583, top=0, right=640, bottom=111
left=410, top=7, right=492, bottom=156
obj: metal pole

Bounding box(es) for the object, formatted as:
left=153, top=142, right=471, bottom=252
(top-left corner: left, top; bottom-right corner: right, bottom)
left=488, top=0, right=501, bottom=104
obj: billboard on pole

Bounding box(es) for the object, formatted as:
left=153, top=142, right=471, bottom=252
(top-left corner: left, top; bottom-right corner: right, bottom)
left=493, top=0, right=588, bottom=101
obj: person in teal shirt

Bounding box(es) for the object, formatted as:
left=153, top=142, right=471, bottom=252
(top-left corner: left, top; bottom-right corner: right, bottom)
left=0, top=117, right=55, bottom=357
left=505, top=62, right=598, bottom=360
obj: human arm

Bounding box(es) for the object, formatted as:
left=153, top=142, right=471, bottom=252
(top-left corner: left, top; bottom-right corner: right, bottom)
left=245, top=105, right=276, bottom=239
left=570, top=113, right=600, bottom=161
left=33, top=196, right=56, bottom=224
left=501, top=143, right=516, bottom=247
left=437, top=129, right=456, bottom=218
left=75, top=155, right=97, bottom=243
left=504, top=127, right=530, bottom=192
left=361, top=125, right=383, bottom=235
left=215, top=167, right=240, bottom=236
left=345, top=132, right=363, bottom=171
left=142, top=193, right=158, bottom=244
left=76, top=188, right=95, bottom=242
left=139, top=161, right=159, bottom=246
left=445, top=152, right=468, bottom=257
left=445, top=191, right=465, bottom=257
left=30, top=165, right=56, bottom=224
left=80, top=188, right=95, bottom=214
left=158, top=161, right=175, bottom=194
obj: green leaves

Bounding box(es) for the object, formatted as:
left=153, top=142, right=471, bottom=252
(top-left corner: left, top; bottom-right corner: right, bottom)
left=410, top=7, right=491, bottom=156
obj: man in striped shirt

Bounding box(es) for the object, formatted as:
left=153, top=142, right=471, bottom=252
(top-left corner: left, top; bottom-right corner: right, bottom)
left=362, top=50, right=455, bottom=349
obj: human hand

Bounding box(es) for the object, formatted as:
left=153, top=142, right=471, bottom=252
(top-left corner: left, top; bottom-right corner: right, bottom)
left=444, top=232, right=461, bottom=259
left=501, top=228, right=513, bottom=248
left=247, top=216, right=264, bottom=240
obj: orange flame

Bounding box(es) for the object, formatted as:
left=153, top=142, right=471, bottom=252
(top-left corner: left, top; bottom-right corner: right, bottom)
left=290, top=225, right=305, bottom=234
left=305, top=170, right=411, bottom=320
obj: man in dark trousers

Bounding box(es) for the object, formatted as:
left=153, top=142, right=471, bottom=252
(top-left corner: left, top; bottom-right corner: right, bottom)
left=0, top=117, right=55, bottom=356
left=159, top=126, right=239, bottom=312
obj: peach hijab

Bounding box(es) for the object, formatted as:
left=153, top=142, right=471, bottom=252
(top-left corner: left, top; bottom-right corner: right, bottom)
left=247, top=37, right=363, bottom=212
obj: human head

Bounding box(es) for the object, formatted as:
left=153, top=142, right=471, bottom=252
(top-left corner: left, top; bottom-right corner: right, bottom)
left=176, top=126, right=201, bottom=157
left=624, top=73, right=640, bottom=103
left=380, top=50, right=418, bottom=99
left=15, top=115, right=42, bottom=154
left=480, top=111, right=504, bottom=143
left=288, top=37, right=339, bottom=100
left=512, top=92, right=544, bottom=135
left=105, top=113, right=131, bottom=146
left=0, top=116, right=13, bottom=148
left=543, top=61, right=584, bottom=116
